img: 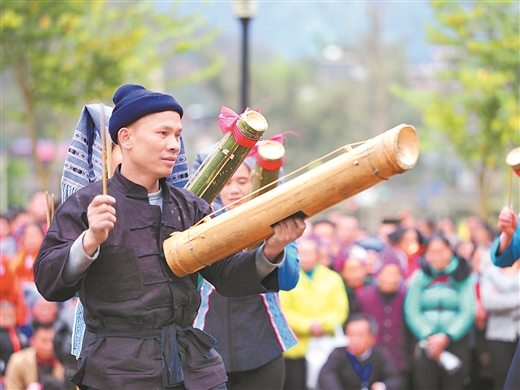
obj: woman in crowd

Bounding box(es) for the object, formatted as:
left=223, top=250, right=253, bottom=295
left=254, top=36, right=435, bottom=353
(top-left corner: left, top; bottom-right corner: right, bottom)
left=357, top=248, right=411, bottom=388
left=404, top=233, right=475, bottom=390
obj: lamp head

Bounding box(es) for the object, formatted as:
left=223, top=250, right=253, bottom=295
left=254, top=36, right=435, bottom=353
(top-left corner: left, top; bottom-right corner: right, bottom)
left=232, top=0, right=259, bottom=19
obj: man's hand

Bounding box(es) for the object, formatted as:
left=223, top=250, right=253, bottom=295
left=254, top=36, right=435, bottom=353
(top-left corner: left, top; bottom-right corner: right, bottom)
left=83, top=195, right=116, bottom=256
left=497, top=206, right=518, bottom=255
left=426, top=333, right=450, bottom=360
left=263, top=216, right=305, bottom=262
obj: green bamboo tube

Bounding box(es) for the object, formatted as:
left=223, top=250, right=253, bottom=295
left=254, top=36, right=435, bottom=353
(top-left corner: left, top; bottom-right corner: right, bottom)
left=185, top=110, right=268, bottom=203
left=247, top=140, right=285, bottom=250
left=250, top=140, right=285, bottom=200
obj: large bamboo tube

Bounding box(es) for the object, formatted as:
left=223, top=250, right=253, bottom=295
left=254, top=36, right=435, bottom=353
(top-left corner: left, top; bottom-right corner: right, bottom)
left=165, top=124, right=419, bottom=277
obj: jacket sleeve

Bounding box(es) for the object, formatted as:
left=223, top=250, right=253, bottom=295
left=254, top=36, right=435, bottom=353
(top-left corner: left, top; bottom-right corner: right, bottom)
left=490, top=227, right=520, bottom=268
left=278, top=240, right=300, bottom=291
left=444, top=278, right=475, bottom=340
left=317, top=348, right=346, bottom=390
left=480, top=269, right=520, bottom=312
left=199, top=248, right=279, bottom=298
left=377, top=348, right=404, bottom=390
left=404, top=272, right=436, bottom=340
left=34, top=194, right=91, bottom=302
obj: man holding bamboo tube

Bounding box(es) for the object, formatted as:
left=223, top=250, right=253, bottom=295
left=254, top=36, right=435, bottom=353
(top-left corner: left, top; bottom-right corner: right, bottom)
left=34, top=84, right=305, bottom=390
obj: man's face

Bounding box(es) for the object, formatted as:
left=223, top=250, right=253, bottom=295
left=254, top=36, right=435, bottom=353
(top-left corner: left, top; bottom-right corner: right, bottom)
left=120, top=111, right=182, bottom=185
left=346, top=319, right=376, bottom=357
left=220, top=164, right=252, bottom=211
left=31, top=327, right=56, bottom=363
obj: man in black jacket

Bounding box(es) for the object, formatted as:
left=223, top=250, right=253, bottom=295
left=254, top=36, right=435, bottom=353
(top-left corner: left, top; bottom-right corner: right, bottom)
left=34, top=84, right=305, bottom=390
left=318, top=313, right=403, bottom=390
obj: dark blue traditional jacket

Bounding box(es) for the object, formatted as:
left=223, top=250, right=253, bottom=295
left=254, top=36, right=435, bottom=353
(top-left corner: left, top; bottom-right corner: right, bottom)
left=194, top=241, right=299, bottom=373
left=34, top=168, right=278, bottom=390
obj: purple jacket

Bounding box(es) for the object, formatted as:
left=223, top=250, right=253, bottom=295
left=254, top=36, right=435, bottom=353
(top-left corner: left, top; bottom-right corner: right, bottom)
left=357, top=285, right=409, bottom=371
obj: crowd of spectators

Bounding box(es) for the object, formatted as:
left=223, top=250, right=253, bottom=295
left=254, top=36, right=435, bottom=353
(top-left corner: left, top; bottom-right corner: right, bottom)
left=283, top=209, right=518, bottom=390
left=0, top=192, right=74, bottom=390
left=1, top=189, right=517, bottom=390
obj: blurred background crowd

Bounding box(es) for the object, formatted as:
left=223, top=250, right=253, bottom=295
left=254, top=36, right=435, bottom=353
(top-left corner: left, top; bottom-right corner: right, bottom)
left=0, top=190, right=518, bottom=390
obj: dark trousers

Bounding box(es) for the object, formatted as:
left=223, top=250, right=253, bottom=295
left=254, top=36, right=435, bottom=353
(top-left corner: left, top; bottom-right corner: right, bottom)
left=487, top=338, right=518, bottom=390
left=283, top=358, right=306, bottom=390
left=226, top=355, right=284, bottom=390
left=412, top=335, right=470, bottom=390
left=504, top=340, right=520, bottom=390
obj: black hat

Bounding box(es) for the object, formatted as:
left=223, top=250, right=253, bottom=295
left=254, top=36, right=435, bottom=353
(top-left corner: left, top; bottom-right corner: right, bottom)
left=108, top=84, right=183, bottom=144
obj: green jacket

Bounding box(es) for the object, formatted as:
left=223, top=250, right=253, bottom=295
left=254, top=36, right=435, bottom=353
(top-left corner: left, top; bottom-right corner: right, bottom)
left=404, top=256, right=475, bottom=341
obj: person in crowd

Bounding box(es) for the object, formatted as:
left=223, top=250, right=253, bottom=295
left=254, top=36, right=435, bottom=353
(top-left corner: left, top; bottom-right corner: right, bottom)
left=404, top=233, right=475, bottom=390
left=26, top=191, right=51, bottom=229
left=313, top=219, right=340, bottom=260
left=280, top=237, right=348, bottom=390
left=0, top=214, right=17, bottom=257
left=0, top=300, right=29, bottom=386
left=21, top=297, right=59, bottom=339
left=466, top=243, right=493, bottom=390
left=6, top=206, right=31, bottom=246
left=335, top=215, right=362, bottom=247
left=10, top=222, right=45, bottom=284
left=333, top=244, right=370, bottom=316
left=52, top=297, right=79, bottom=390
left=489, top=205, right=520, bottom=390
left=34, top=84, right=305, bottom=389
left=0, top=255, right=27, bottom=327
left=437, top=216, right=459, bottom=248
left=194, top=158, right=300, bottom=390
left=388, top=227, right=424, bottom=278
left=480, top=259, right=520, bottom=390
left=357, top=249, right=410, bottom=388
left=354, top=234, right=391, bottom=278
left=317, top=313, right=403, bottom=390
left=4, top=321, right=66, bottom=390
left=376, top=218, right=400, bottom=245
left=455, top=240, right=475, bottom=262
left=416, top=217, right=435, bottom=242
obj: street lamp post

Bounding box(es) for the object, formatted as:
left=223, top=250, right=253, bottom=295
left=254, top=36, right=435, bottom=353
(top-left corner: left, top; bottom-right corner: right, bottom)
left=232, top=0, right=258, bottom=112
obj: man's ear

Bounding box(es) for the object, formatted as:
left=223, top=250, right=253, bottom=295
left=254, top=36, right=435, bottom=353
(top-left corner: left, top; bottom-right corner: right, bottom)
left=118, top=127, right=131, bottom=150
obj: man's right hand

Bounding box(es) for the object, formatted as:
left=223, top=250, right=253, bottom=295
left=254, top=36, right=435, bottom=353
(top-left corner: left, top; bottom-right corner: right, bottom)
left=83, top=195, right=116, bottom=256
left=497, top=205, right=518, bottom=255
left=498, top=205, right=518, bottom=236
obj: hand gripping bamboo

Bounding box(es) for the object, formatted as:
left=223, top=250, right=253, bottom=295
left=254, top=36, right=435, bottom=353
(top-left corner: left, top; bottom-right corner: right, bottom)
left=164, top=124, right=419, bottom=277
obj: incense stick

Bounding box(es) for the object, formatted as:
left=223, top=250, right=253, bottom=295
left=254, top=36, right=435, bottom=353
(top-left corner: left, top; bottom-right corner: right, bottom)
left=51, top=193, right=55, bottom=222
left=508, top=166, right=513, bottom=207
left=99, top=103, right=108, bottom=195
left=45, top=191, right=51, bottom=227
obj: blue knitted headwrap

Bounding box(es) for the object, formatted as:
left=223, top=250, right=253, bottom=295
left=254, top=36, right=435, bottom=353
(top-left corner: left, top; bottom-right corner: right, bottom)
left=108, top=84, right=184, bottom=144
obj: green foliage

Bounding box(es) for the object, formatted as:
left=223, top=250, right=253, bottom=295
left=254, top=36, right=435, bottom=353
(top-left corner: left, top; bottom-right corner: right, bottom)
left=0, top=0, right=221, bottom=192
left=1, top=0, right=220, bottom=113
left=394, top=1, right=520, bottom=217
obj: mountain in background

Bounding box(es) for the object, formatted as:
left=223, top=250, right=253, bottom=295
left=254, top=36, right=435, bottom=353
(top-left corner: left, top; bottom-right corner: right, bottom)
left=177, top=1, right=435, bottom=63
